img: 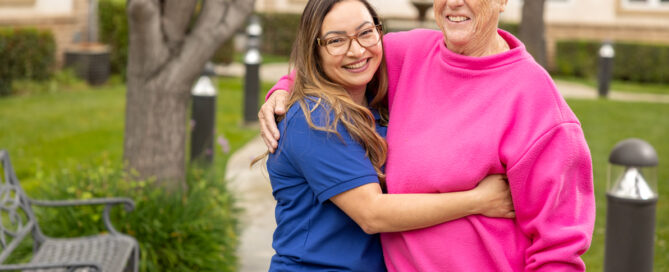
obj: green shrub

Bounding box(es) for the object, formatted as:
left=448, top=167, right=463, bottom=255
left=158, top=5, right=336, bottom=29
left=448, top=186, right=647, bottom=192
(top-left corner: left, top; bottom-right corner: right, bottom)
left=99, top=0, right=128, bottom=78
left=0, top=28, right=56, bottom=95
left=212, top=38, right=235, bottom=65
left=555, top=40, right=669, bottom=84
left=32, top=159, right=238, bottom=271
left=498, top=22, right=519, bottom=36
left=258, top=13, right=301, bottom=57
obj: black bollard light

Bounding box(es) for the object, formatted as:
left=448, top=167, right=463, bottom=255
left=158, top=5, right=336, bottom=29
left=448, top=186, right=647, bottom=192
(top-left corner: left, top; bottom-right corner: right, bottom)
left=604, top=138, right=658, bottom=272
left=244, top=15, right=262, bottom=124
left=597, top=41, right=615, bottom=98
left=190, top=65, right=217, bottom=164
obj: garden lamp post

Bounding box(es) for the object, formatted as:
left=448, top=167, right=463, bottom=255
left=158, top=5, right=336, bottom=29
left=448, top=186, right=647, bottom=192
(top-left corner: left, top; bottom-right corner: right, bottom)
left=598, top=41, right=615, bottom=98
left=244, top=15, right=262, bottom=124
left=190, top=64, right=217, bottom=164
left=411, top=0, right=433, bottom=24
left=604, top=138, right=658, bottom=272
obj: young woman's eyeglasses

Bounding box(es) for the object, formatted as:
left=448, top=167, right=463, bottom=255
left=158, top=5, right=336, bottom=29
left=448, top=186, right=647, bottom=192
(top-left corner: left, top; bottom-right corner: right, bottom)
left=317, top=25, right=383, bottom=56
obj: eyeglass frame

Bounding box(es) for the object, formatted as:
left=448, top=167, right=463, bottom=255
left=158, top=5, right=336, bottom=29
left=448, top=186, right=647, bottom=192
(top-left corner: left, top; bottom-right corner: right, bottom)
left=316, top=24, right=384, bottom=56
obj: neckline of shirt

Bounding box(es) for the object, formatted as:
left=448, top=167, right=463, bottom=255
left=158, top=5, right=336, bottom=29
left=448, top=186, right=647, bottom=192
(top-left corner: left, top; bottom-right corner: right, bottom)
left=439, top=29, right=530, bottom=71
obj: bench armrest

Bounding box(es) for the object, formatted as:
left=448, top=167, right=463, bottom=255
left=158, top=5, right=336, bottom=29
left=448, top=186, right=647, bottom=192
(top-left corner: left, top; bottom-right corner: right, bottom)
left=30, top=197, right=135, bottom=210
left=30, top=198, right=135, bottom=235
left=0, top=262, right=102, bottom=272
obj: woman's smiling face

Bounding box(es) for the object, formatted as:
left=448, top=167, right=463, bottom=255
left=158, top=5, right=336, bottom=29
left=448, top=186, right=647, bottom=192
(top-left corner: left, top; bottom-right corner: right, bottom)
left=433, top=0, right=508, bottom=56
left=318, top=0, right=383, bottom=93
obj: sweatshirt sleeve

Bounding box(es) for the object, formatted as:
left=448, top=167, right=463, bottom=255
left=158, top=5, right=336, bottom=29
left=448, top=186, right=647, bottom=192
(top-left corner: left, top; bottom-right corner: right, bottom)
left=265, top=70, right=296, bottom=101
left=506, top=122, right=595, bottom=272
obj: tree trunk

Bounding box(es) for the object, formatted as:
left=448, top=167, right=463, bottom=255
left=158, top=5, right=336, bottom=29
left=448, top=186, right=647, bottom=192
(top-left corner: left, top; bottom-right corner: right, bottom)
left=519, top=0, right=547, bottom=68
left=124, top=0, right=255, bottom=190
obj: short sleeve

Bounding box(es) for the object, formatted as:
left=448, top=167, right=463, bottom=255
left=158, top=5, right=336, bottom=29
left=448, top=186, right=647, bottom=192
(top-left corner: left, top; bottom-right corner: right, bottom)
left=282, top=102, right=380, bottom=203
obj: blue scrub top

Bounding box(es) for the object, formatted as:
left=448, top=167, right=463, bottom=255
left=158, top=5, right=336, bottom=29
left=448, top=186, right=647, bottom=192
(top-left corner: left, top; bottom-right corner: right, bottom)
left=267, top=97, right=387, bottom=272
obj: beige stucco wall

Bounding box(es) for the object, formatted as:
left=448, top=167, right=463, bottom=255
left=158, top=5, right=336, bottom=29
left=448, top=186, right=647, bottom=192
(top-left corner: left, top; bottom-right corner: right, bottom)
left=0, top=0, right=73, bottom=16
left=0, top=0, right=89, bottom=66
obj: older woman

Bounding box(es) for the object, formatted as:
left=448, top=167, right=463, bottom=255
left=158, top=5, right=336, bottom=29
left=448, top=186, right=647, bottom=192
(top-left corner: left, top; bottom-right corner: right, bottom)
left=260, top=0, right=595, bottom=271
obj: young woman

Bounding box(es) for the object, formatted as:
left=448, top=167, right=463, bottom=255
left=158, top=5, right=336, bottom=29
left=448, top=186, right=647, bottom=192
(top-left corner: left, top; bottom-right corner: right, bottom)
left=260, top=0, right=515, bottom=271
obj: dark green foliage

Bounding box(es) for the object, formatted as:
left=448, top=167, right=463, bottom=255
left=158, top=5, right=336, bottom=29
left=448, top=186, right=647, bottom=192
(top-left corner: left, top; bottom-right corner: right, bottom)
left=99, top=0, right=128, bottom=78
left=554, top=41, right=600, bottom=78
left=212, top=38, right=235, bottom=65
left=258, top=13, right=301, bottom=57
left=32, top=160, right=239, bottom=271
left=555, top=40, right=669, bottom=84
left=0, top=28, right=55, bottom=95
left=498, top=22, right=519, bottom=36
left=613, top=43, right=669, bottom=83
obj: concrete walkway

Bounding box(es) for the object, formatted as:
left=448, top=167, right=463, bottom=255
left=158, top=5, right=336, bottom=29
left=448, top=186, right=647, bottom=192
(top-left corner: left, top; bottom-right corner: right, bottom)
left=223, top=62, right=669, bottom=272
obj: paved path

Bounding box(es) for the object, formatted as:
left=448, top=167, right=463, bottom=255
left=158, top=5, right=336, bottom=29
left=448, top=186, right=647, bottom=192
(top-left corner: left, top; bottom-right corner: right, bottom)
left=225, top=136, right=275, bottom=272
left=223, top=62, right=669, bottom=272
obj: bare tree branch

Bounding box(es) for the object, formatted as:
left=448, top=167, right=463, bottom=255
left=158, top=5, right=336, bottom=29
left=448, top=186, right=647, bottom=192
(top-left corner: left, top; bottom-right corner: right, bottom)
left=127, top=0, right=170, bottom=78
left=162, top=0, right=199, bottom=52
left=174, top=0, right=255, bottom=85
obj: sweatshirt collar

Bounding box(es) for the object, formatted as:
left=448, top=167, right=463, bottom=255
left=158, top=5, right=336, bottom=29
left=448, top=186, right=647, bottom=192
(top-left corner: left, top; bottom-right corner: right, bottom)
left=439, top=29, right=531, bottom=70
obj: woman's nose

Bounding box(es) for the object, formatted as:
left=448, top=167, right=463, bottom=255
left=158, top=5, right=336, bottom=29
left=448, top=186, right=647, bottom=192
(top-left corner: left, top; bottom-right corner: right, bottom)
left=447, top=0, right=465, bottom=9
left=346, top=39, right=366, bottom=57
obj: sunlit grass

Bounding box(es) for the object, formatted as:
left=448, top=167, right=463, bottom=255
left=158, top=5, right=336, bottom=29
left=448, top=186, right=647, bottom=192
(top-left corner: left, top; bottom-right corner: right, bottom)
left=568, top=99, right=669, bottom=271
left=0, top=77, right=270, bottom=186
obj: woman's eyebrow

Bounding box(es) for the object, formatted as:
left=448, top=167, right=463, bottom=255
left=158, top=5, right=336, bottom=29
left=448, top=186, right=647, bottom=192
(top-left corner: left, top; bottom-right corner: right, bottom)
left=322, top=21, right=373, bottom=37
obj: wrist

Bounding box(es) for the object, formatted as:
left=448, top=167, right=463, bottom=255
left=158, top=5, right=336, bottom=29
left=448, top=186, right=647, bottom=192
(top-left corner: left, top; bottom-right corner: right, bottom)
left=464, top=190, right=483, bottom=215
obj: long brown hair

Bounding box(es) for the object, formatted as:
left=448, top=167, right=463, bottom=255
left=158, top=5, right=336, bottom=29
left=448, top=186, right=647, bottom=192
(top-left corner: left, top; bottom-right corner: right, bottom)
left=256, top=0, right=389, bottom=182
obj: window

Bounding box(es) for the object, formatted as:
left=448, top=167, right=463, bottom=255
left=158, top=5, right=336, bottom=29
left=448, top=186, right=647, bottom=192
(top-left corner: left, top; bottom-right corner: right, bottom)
left=623, top=0, right=669, bottom=8
left=619, top=0, right=669, bottom=15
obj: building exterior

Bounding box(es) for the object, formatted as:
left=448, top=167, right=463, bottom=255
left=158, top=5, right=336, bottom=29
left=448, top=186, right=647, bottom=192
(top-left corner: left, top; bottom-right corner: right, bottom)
left=0, top=0, right=91, bottom=65
left=256, top=0, right=669, bottom=68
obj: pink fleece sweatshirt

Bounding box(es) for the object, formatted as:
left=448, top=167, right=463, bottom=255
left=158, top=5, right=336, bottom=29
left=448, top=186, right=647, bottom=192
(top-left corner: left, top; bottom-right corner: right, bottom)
left=268, top=29, right=595, bottom=272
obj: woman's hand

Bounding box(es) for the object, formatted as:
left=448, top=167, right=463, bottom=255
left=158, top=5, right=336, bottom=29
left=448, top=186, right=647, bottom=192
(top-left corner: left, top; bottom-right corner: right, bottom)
left=258, top=90, right=289, bottom=153
left=471, top=174, right=515, bottom=218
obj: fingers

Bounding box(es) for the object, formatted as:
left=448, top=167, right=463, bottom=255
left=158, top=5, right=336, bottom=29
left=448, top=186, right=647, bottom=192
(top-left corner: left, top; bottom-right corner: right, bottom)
left=258, top=90, right=289, bottom=153
left=259, top=105, right=279, bottom=153
left=274, top=91, right=288, bottom=115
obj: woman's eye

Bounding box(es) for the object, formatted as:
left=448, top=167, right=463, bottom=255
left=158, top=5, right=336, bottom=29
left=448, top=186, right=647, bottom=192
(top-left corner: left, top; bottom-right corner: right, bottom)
left=327, top=38, right=346, bottom=46
left=359, top=29, right=374, bottom=37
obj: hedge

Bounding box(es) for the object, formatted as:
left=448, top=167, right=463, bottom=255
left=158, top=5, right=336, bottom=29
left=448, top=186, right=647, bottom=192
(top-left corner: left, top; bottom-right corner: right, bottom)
left=555, top=40, right=669, bottom=84
left=258, top=13, right=301, bottom=57
left=498, top=22, right=519, bottom=36
left=0, top=28, right=55, bottom=96
left=99, top=0, right=128, bottom=78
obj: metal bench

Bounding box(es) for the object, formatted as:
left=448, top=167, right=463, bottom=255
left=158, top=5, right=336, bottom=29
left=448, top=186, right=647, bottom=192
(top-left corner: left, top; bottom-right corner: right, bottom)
left=0, top=150, right=139, bottom=272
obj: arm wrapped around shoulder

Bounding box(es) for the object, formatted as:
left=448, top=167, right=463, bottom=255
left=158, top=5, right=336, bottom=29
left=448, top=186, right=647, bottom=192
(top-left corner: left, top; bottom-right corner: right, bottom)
left=506, top=122, right=595, bottom=271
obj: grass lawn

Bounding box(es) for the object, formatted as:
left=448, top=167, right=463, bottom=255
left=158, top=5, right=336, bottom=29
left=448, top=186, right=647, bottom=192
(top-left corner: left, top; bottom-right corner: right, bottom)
left=568, top=99, right=669, bottom=271
left=555, top=75, right=669, bottom=95
left=1, top=79, right=667, bottom=271
left=0, top=77, right=271, bottom=188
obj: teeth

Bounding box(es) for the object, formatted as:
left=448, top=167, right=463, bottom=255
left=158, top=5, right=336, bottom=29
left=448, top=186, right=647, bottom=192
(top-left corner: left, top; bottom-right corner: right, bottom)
left=344, top=60, right=367, bottom=69
left=448, top=16, right=469, bottom=22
